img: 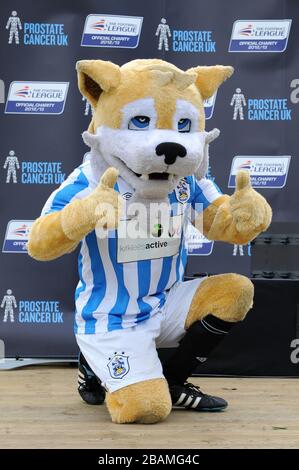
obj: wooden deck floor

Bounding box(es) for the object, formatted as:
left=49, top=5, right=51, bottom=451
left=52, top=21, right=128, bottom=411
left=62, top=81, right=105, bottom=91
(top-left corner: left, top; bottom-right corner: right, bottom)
left=0, top=366, right=298, bottom=449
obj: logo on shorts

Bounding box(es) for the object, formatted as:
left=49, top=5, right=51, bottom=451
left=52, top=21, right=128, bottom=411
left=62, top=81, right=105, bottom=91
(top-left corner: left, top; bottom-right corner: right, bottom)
left=107, top=352, right=130, bottom=379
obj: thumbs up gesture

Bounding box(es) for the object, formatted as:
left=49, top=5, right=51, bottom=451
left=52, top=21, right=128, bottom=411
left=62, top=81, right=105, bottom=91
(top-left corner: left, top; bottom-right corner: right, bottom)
left=60, top=167, right=122, bottom=243
left=205, top=170, right=272, bottom=244
left=91, top=167, right=123, bottom=230
left=229, top=170, right=272, bottom=237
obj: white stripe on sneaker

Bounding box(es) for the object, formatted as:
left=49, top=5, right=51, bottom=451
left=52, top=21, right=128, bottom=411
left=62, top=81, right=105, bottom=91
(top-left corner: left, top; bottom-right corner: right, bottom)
left=174, top=393, right=186, bottom=405
left=201, top=319, right=223, bottom=335
left=184, top=396, right=193, bottom=407
left=201, top=318, right=227, bottom=335
left=191, top=397, right=201, bottom=408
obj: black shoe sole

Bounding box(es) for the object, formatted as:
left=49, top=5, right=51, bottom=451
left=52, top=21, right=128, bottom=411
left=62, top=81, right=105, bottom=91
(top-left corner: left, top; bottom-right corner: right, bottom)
left=172, top=404, right=228, bottom=412
left=78, top=389, right=105, bottom=406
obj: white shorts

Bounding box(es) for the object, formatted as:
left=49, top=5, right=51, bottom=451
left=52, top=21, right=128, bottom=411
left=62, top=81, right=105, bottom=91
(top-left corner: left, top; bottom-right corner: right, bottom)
left=76, top=278, right=204, bottom=393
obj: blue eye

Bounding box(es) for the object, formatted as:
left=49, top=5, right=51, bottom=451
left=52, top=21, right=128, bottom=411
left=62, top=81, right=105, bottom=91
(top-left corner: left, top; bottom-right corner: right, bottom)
left=128, top=116, right=150, bottom=130
left=178, top=118, right=191, bottom=132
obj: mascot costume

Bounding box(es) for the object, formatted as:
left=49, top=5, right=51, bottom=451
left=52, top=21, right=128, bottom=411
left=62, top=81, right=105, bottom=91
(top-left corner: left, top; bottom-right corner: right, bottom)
left=28, top=59, right=272, bottom=424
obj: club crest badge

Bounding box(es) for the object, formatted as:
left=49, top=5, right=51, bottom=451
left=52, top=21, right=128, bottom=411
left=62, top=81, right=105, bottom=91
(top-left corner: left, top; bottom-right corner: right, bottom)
left=175, top=178, right=190, bottom=204
left=107, top=352, right=130, bottom=379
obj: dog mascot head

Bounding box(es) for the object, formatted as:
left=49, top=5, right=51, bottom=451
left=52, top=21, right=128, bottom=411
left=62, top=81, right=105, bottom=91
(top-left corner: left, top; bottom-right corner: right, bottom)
left=77, top=58, right=233, bottom=201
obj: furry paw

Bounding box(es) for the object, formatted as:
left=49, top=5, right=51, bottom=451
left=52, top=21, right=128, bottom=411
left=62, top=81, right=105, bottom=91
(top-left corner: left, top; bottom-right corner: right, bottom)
left=106, top=378, right=171, bottom=424
left=93, top=167, right=123, bottom=230
left=229, top=170, right=272, bottom=236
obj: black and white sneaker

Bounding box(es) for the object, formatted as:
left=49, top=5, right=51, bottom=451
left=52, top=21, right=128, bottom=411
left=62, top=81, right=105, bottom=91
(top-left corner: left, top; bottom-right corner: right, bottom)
left=170, top=382, right=228, bottom=412
left=78, top=352, right=106, bottom=405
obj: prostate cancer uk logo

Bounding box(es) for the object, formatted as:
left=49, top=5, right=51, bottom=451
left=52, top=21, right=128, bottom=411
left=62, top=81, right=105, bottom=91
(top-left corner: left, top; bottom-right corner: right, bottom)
left=81, top=14, right=143, bottom=48
left=6, top=11, right=68, bottom=46
left=2, top=220, right=33, bottom=253
left=5, top=81, right=69, bottom=115
left=230, top=88, right=292, bottom=121
left=1, top=289, right=63, bottom=324
left=155, top=17, right=216, bottom=53
left=229, top=19, right=292, bottom=52
left=228, top=156, right=291, bottom=189
left=3, top=150, right=65, bottom=185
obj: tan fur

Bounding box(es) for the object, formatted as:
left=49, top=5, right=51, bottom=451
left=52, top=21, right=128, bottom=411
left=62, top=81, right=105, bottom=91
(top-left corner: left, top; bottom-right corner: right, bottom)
left=28, top=168, right=121, bottom=261
left=194, top=194, right=229, bottom=237
left=106, top=378, right=172, bottom=424
left=185, top=273, right=254, bottom=329
left=187, top=65, right=234, bottom=100
left=76, top=59, right=234, bottom=133
left=77, top=60, right=121, bottom=107
left=28, top=59, right=239, bottom=261
left=76, top=59, right=271, bottom=246
left=197, top=171, right=272, bottom=244
left=27, top=59, right=272, bottom=425
left=94, top=70, right=204, bottom=131
left=27, top=211, right=78, bottom=261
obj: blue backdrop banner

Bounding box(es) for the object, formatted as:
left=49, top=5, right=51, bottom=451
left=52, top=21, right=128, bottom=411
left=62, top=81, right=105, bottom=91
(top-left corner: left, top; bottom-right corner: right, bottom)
left=0, top=0, right=298, bottom=364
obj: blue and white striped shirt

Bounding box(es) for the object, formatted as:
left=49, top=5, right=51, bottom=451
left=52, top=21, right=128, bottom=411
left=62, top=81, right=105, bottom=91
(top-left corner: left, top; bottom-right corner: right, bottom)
left=41, top=160, right=221, bottom=334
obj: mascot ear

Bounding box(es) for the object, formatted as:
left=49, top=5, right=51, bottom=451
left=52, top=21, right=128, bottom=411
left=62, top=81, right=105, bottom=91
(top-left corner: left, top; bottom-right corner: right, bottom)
left=76, top=60, right=121, bottom=107
left=187, top=65, right=234, bottom=100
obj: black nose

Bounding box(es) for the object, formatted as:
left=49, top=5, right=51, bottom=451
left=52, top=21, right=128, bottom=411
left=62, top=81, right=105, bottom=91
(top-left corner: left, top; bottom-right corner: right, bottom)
left=155, top=142, right=187, bottom=165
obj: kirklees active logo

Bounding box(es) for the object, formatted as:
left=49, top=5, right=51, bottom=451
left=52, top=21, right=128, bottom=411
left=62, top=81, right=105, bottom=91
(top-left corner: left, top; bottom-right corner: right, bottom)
left=228, top=156, right=291, bottom=189
left=186, top=225, right=214, bottom=256
left=230, top=88, right=292, bottom=121
left=155, top=18, right=216, bottom=53
left=204, top=92, right=217, bottom=119
left=5, top=82, right=69, bottom=115
left=0, top=289, right=63, bottom=324
left=5, top=10, right=68, bottom=46
left=2, top=220, right=33, bottom=253
left=229, top=20, right=292, bottom=52
left=81, top=14, right=143, bottom=48
left=3, top=151, right=65, bottom=184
